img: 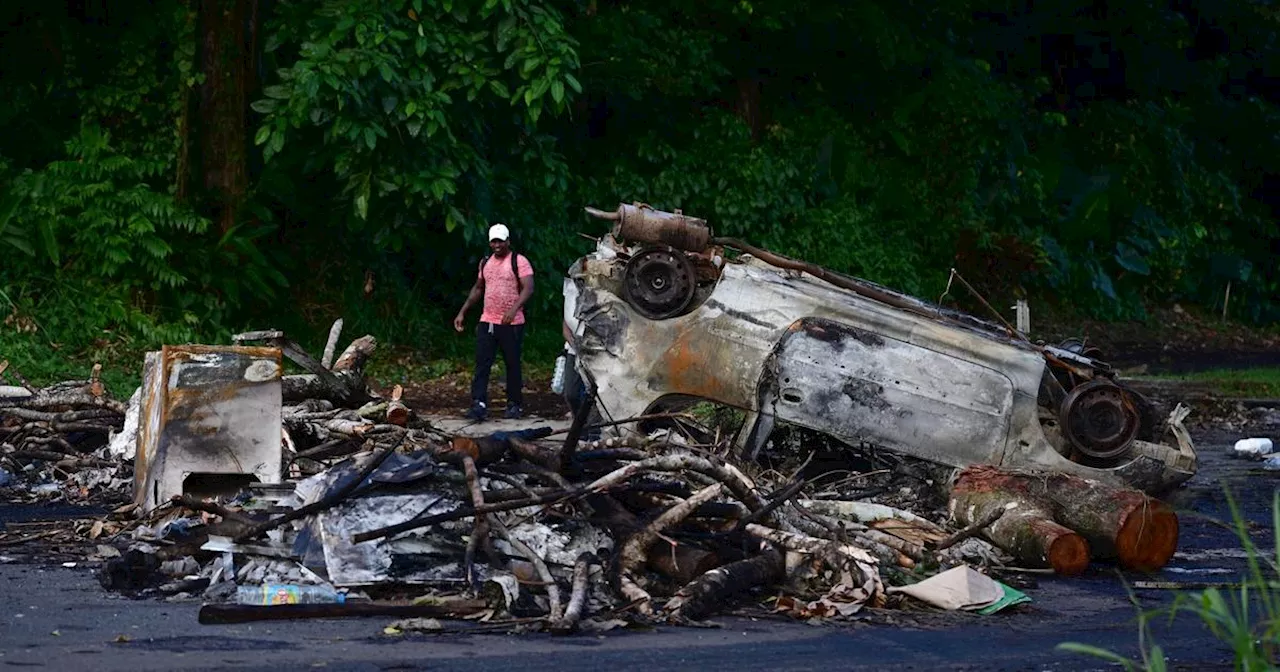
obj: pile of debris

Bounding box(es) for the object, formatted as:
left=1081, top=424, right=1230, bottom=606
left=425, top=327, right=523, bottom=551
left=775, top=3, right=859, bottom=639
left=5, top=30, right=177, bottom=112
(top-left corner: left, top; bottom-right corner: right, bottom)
left=1, top=323, right=1185, bottom=632
left=0, top=361, right=131, bottom=506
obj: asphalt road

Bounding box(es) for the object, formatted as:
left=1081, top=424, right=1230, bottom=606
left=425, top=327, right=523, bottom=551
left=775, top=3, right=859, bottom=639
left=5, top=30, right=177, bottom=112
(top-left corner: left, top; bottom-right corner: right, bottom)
left=0, top=562, right=1236, bottom=672
left=1, top=432, right=1273, bottom=672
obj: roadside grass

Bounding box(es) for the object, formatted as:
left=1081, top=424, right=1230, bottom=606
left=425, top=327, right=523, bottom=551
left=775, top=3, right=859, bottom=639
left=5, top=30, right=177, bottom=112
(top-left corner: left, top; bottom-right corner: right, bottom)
left=1057, top=489, right=1280, bottom=670
left=1134, top=368, right=1280, bottom=398
left=0, top=268, right=566, bottom=397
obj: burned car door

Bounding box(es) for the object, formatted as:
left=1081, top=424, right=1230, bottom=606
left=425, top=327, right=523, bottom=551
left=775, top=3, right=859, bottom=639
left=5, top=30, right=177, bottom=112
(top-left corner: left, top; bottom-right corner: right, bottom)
left=766, top=317, right=1015, bottom=469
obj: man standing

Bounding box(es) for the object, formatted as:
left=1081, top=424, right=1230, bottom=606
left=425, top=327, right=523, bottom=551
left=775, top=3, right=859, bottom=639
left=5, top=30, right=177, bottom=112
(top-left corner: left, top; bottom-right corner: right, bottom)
left=454, top=223, right=535, bottom=420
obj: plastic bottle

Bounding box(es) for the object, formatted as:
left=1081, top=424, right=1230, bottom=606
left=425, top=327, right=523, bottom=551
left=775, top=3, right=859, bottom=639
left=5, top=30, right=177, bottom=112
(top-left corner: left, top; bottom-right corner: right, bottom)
left=550, top=354, right=567, bottom=395
left=236, top=583, right=346, bottom=606
left=1232, top=437, right=1273, bottom=458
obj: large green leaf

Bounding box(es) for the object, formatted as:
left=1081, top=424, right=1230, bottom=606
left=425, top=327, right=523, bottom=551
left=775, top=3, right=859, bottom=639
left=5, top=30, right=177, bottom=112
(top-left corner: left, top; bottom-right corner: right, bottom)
left=1088, top=260, right=1117, bottom=300
left=37, top=218, right=59, bottom=266
left=1113, top=241, right=1150, bottom=275
left=0, top=188, right=31, bottom=256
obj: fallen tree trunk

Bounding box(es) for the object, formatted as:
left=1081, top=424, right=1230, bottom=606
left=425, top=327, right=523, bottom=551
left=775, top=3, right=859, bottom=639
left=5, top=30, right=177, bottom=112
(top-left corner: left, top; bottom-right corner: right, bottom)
left=332, top=335, right=377, bottom=373
left=281, top=371, right=371, bottom=405
left=951, top=465, right=1177, bottom=572
left=950, top=471, right=1090, bottom=576
left=1038, top=471, right=1179, bottom=572
left=0, top=389, right=127, bottom=415
left=269, top=332, right=378, bottom=405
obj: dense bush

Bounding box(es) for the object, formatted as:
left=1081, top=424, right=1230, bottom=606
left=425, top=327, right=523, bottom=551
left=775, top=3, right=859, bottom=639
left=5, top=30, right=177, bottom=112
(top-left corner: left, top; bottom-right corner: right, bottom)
left=2, top=0, right=1279, bottom=384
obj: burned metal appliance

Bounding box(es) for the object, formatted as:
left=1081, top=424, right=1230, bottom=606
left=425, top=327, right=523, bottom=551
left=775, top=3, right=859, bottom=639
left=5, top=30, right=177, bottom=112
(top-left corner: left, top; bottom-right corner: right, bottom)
left=134, top=345, right=284, bottom=510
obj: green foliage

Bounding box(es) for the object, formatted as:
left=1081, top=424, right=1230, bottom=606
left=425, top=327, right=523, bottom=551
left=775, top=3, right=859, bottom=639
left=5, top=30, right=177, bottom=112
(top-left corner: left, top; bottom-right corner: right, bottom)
left=254, top=0, right=581, bottom=244
left=7, top=0, right=1280, bottom=387
left=1140, top=368, right=1280, bottom=399
left=0, top=172, right=33, bottom=257
left=0, top=274, right=206, bottom=395
left=579, top=107, right=933, bottom=293
left=7, top=123, right=206, bottom=289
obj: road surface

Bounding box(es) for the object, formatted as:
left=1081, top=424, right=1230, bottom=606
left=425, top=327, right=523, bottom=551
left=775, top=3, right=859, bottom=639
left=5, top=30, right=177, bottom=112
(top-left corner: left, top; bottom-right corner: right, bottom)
left=1, top=431, right=1271, bottom=671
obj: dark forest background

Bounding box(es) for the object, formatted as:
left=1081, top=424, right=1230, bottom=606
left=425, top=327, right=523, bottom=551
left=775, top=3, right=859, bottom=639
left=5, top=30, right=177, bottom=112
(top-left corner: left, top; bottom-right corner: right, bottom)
left=3, top=0, right=1279, bottom=388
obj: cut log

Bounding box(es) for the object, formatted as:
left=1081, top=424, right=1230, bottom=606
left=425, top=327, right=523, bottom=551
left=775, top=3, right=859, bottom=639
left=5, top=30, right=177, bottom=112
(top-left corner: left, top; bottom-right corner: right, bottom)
left=386, top=384, right=409, bottom=426
left=664, top=547, right=785, bottom=621
left=0, top=385, right=33, bottom=402
left=952, top=465, right=1178, bottom=572
left=252, top=330, right=375, bottom=405
left=332, top=335, right=377, bottom=373
left=1038, top=471, right=1179, bottom=572
left=646, top=545, right=721, bottom=585
left=281, top=371, right=371, bottom=406
left=950, top=469, right=1090, bottom=576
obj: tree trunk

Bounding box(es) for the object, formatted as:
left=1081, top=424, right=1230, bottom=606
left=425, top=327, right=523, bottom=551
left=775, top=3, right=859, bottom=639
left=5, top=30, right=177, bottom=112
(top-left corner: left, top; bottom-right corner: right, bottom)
left=735, top=76, right=764, bottom=141
left=332, top=335, right=378, bottom=373
left=192, top=0, right=258, bottom=233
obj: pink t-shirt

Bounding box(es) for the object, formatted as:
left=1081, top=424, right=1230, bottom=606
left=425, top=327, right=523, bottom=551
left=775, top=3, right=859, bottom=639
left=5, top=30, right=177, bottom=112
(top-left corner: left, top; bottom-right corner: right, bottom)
left=479, top=253, right=534, bottom=325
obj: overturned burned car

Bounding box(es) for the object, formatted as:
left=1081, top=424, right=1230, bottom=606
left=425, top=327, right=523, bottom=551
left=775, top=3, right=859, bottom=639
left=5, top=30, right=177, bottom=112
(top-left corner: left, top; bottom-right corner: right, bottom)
left=566, top=203, right=1197, bottom=495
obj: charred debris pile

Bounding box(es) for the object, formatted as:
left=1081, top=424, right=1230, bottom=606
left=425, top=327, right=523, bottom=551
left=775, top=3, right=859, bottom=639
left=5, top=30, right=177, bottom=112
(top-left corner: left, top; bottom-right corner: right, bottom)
left=0, top=321, right=1188, bottom=632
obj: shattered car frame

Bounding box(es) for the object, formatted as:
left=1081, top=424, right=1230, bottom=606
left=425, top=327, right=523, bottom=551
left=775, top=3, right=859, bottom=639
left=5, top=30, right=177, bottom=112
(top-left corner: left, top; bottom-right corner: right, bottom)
left=566, top=203, right=1197, bottom=494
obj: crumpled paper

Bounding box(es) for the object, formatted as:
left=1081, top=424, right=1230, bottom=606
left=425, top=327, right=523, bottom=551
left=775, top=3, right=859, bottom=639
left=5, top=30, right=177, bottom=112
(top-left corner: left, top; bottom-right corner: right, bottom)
left=887, top=565, right=1030, bottom=613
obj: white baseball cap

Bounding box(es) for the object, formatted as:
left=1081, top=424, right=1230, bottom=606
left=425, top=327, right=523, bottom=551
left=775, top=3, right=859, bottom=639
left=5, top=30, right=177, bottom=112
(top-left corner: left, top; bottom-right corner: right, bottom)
left=488, top=223, right=510, bottom=241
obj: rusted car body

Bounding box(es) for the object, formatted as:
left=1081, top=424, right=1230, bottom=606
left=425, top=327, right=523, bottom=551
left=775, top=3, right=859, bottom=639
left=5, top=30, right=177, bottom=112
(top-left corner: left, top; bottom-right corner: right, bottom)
left=566, top=204, right=1197, bottom=494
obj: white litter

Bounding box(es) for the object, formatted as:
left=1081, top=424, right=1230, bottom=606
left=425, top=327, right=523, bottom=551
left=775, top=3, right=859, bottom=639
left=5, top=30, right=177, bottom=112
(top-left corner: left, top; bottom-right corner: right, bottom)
left=1233, top=437, right=1273, bottom=458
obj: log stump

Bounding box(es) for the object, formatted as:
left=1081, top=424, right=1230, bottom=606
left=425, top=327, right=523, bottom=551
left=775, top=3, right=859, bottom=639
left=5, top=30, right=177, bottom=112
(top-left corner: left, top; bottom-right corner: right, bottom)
left=951, top=470, right=1090, bottom=576
left=951, top=465, right=1179, bottom=573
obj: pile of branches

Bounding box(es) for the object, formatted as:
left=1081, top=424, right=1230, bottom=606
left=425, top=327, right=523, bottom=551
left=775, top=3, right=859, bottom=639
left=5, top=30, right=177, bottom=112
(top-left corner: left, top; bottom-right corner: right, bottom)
left=201, top=421, right=995, bottom=630
left=0, top=361, right=129, bottom=502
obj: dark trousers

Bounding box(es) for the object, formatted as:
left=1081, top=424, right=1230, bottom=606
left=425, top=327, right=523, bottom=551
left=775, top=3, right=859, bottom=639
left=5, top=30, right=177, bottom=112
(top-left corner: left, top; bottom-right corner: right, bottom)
left=471, top=322, right=524, bottom=407
left=562, top=353, right=600, bottom=440
left=563, top=353, right=586, bottom=419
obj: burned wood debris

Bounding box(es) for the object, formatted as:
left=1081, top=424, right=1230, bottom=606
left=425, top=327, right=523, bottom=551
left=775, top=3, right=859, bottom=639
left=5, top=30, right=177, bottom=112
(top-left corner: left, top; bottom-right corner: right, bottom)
left=1, top=317, right=1193, bottom=633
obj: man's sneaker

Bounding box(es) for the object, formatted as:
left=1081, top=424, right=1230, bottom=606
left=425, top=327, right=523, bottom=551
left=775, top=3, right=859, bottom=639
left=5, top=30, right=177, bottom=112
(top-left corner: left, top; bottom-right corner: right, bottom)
left=465, top=401, right=487, bottom=421
left=504, top=404, right=523, bottom=420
